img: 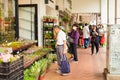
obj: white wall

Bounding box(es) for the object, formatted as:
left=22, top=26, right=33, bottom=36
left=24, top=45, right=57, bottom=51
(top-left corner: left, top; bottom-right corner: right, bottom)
left=72, top=0, right=101, bottom=13
left=64, top=0, right=71, bottom=11
left=56, top=0, right=64, bottom=10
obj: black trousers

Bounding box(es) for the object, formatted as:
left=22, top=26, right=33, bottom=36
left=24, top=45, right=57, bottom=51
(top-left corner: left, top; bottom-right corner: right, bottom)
left=71, top=43, right=78, bottom=61
left=91, top=41, right=99, bottom=54
left=68, top=43, right=73, bottom=54
left=99, top=36, right=102, bottom=45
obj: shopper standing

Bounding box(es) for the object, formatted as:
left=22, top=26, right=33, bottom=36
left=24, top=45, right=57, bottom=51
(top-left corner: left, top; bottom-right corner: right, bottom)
left=90, top=25, right=99, bottom=55
left=68, top=24, right=79, bottom=62
left=53, top=25, right=68, bottom=75
left=98, top=24, right=105, bottom=46
left=83, top=23, right=90, bottom=48
left=78, top=25, right=84, bottom=48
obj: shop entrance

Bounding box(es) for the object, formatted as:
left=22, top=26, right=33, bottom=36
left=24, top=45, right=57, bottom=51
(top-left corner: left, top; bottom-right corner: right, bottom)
left=18, top=4, right=38, bottom=41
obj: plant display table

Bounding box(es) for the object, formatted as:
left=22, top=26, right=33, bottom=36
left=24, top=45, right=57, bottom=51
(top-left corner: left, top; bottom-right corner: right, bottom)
left=0, top=40, right=55, bottom=80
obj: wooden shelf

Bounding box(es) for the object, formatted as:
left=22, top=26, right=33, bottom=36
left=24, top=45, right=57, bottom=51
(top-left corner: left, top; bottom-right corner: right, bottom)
left=43, top=22, right=55, bottom=49
left=24, top=51, right=50, bottom=69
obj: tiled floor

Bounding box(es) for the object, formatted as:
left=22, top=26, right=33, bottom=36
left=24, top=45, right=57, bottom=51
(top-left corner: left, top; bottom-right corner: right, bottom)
left=44, top=47, right=106, bottom=80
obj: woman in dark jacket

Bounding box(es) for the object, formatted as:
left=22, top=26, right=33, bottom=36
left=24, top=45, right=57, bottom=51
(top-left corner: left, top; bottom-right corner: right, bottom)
left=68, top=24, right=79, bottom=61
left=90, top=25, right=99, bottom=55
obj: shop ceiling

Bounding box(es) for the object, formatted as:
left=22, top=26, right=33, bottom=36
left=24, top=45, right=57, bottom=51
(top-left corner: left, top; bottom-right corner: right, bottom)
left=72, top=0, right=101, bottom=13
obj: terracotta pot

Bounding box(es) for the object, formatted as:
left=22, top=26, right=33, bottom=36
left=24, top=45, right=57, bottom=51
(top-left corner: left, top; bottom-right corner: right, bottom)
left=46, top=68, right=49, bottom=73
left=39, top=75, right=45, bottom=80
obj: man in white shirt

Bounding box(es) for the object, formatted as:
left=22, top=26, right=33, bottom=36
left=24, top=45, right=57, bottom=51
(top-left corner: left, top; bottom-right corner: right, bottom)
left=53, top=25, right=68, bottom=75
left=83, top=23, right=90, bottom=48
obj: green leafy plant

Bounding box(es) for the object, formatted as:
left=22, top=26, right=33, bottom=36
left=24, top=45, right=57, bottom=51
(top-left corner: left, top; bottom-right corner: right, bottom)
left=46, top=53, right=57, bottom=63
left=62, top=13, right=70, bottom=23
left=40, top=48, right=52, bottom=52
left=44, top=33, right=53, bottom=39
left=24, top=59, right=45, bottom=80
left=0, top=59, right=3, bottom=64
left=39, top=59, right=48, bottom=76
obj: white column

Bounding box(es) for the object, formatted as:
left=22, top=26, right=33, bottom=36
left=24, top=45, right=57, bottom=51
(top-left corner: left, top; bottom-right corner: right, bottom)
left=104, top=0, right=120, bottom=80
left=117, top=0, right=120, bottom=24
left=101, top=0, right=107, bottom=25
left=38, top=0, right=46, bottom=46
left=108, top=0, right=115, bottom=24
left=100, top=0, right=107, bottom=47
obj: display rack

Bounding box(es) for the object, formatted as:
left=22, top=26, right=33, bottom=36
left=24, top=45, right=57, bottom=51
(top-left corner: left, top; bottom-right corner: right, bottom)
left=43, top=22, right=55, bottom=50
left=1, top=40, right=52, bottom=69
left=13, top=41, right=37, bottom=53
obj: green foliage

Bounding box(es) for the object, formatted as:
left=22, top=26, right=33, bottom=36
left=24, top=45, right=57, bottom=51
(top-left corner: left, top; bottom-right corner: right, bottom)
left=24, top=48, right=55, bottom=80
left=3, top=41, right=23, bottom=49
left=39, top=58, right=48, bottom=75
left=46, top=53, right=57, bottom=62
left=40, top=48, right=52, bottom=52
left=62, top=13, right=70, bottom=23
left=47, top=53, right=57, bottom=64
left=44, top=33, right=53, bottom=39
left=24, top=58, right=49, bottom=80
left=0, top=59, right=3, bottom=64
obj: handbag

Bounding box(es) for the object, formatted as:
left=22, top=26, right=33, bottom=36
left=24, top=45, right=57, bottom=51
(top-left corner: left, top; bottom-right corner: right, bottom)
left=60, top=55, right=70, bottom=73
left=100, top=35, right=105, bottom=44
left=68, top=36, right=74, bottom=43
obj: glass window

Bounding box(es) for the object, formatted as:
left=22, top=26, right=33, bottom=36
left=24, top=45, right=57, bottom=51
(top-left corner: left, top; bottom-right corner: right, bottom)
left=0, top=0, right=15, bottom=43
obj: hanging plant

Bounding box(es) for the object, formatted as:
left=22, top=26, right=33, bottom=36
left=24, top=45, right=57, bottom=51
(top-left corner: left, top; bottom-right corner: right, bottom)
left=62, top=17, right=69, bottom=23
left=62, top=13, right=70, bottom=24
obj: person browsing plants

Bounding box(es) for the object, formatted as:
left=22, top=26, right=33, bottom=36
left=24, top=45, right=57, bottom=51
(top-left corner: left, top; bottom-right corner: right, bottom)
left=53, top=25, right=69, bottom=76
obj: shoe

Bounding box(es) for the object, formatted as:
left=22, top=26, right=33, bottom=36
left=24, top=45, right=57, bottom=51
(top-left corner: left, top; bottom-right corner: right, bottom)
left=84, top=46, right=87, bottom=49
left=56, top=70, right=61, bottom=74
left=96, top=51, right=99, bottom=54
left=72, top=60, right=78, bottom=63
left=91, top=53, right=94, bottom=55
left=61, top=73, right=69, bottom=76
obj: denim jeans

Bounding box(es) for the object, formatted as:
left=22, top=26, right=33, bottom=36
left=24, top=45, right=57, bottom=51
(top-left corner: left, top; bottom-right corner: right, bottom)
left=84, top=37, right=90, bottom=48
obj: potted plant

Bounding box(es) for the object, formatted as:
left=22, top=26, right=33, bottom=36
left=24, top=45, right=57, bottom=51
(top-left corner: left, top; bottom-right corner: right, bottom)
left=24, top=62, right=41, bottom=80
left=62, top=14, right=70, bottom=24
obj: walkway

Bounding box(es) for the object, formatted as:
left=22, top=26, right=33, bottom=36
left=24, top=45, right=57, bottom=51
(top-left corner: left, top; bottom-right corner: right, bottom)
left=44, top=47, right=106, bottom=80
